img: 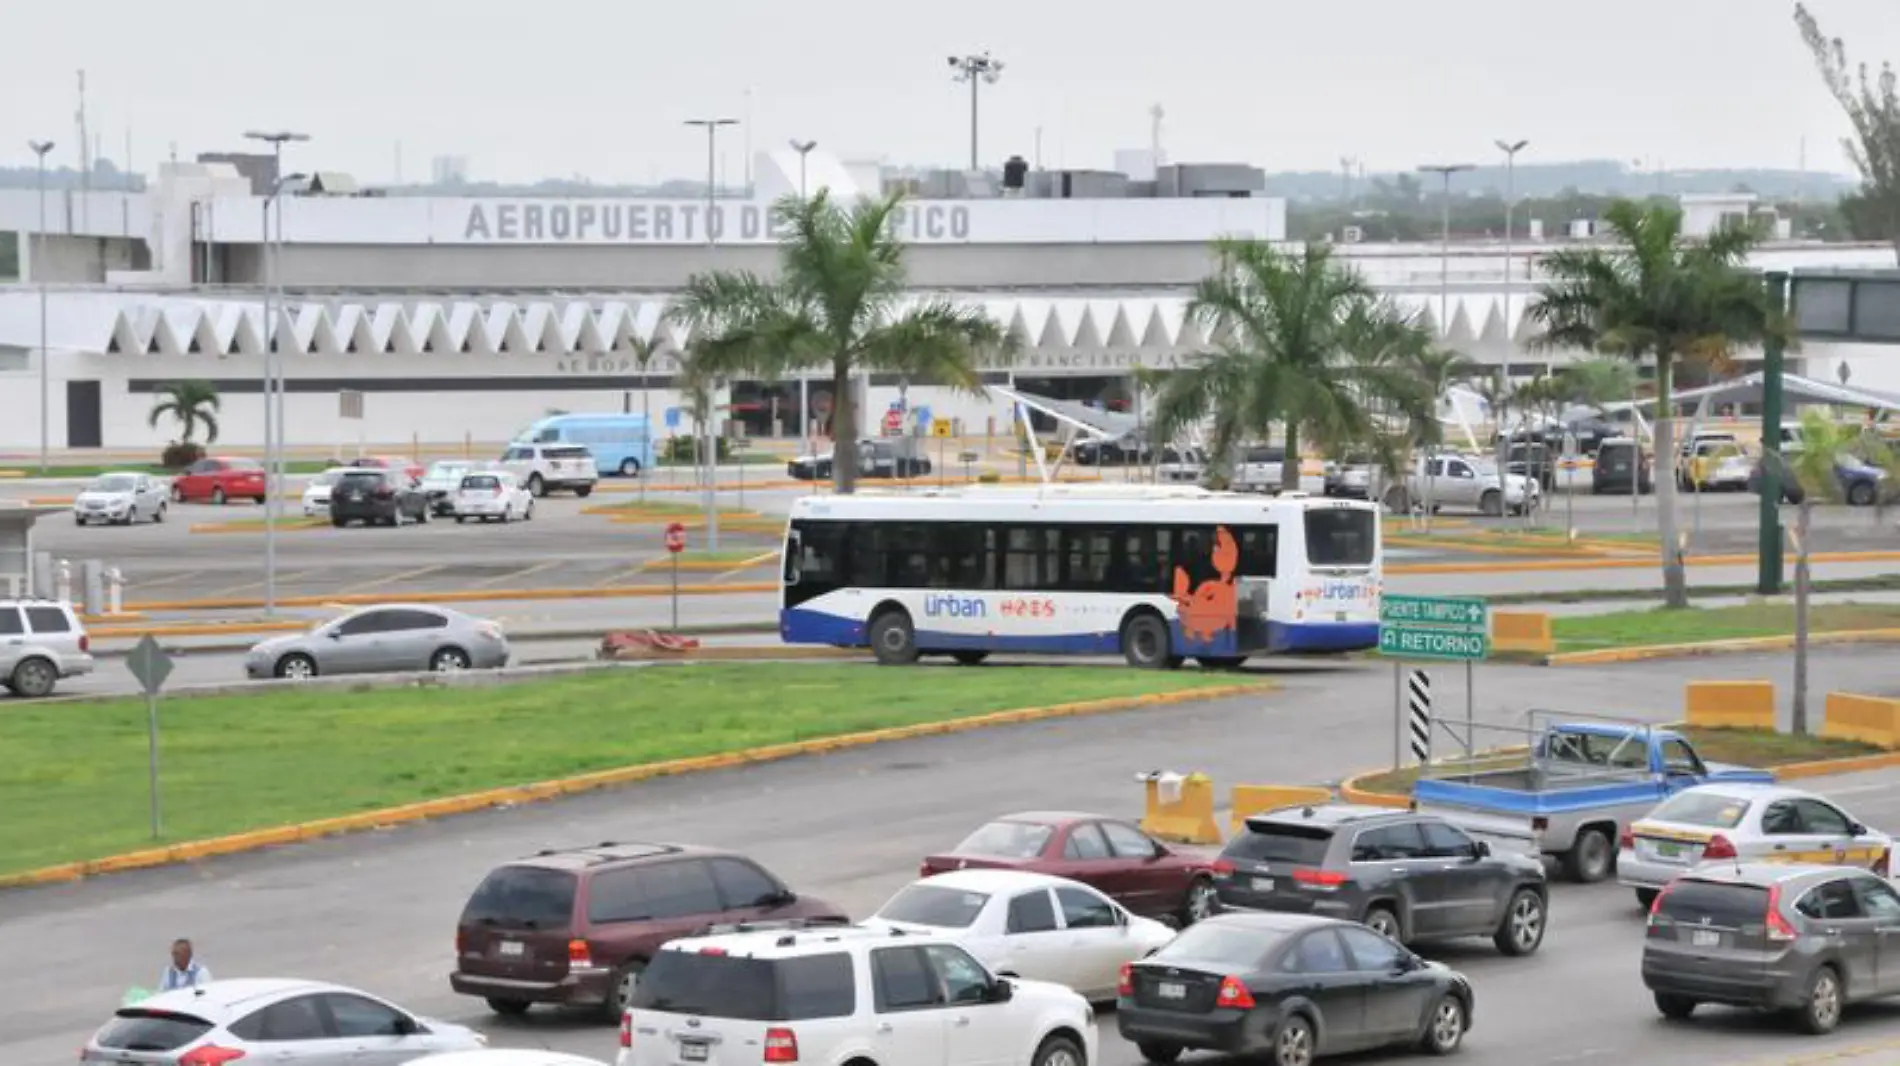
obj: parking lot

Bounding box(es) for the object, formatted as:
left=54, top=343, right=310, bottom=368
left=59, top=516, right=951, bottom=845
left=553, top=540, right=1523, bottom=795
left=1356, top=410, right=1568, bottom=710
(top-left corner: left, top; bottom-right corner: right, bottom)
left=9, top=648, right=1900, bottom=1066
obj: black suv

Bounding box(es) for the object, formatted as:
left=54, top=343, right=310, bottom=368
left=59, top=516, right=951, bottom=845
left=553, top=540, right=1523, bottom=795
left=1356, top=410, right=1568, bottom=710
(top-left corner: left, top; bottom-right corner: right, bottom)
left=1211, top=804, right=1549, bottom=956
left=331, top=469, right=430, bottom=527
left=450, top=841, right=847, bottom=1020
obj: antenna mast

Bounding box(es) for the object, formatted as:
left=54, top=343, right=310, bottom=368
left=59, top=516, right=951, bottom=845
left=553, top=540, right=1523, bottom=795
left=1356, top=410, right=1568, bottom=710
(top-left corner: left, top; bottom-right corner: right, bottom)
left=76, top=69, right=91, bottom=228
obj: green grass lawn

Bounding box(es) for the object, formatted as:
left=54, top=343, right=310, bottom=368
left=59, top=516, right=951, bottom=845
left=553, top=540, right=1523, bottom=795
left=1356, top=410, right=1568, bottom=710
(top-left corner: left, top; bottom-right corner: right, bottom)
left=1350, top=726, right=1881, bottom=796
left=1552, top=602, right=1900, bottom=652
left=9, top=460, right=334, bottom=479
left=0, top=664, right=1247, bottom=875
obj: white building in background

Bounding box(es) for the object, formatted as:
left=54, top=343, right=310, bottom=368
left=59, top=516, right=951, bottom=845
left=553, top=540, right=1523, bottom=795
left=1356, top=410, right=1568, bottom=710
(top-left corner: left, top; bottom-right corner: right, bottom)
left=430, top=155, right=470, bottom=186
left=0, top=149, right=1892, bottom=453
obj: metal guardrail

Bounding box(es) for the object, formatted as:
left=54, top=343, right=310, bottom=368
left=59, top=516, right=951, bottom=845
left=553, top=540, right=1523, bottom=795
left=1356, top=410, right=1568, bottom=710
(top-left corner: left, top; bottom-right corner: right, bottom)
left=1418, top=707, right=1667, bottom=784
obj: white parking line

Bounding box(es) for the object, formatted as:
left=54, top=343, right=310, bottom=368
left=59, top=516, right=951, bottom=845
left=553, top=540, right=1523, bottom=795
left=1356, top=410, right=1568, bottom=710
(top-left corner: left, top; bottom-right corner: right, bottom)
left=467, top=559, right=561, bottom=590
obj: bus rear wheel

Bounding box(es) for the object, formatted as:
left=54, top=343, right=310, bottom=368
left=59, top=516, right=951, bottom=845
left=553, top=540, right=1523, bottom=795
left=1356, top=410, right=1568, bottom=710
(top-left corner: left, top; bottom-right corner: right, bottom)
left=869, top=609, right=921, bottom=665
left=1121, top=613, right=1178, bottom=670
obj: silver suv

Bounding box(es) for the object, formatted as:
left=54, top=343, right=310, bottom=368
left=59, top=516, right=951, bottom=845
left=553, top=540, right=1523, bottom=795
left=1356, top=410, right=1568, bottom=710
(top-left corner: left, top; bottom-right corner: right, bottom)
left=0, top=599, right=94, bottom=698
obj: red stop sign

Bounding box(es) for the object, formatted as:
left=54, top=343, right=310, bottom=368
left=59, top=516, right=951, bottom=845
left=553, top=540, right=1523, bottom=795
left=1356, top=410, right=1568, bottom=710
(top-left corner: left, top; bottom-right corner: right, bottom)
left=664, top=522, right=687, bottom=554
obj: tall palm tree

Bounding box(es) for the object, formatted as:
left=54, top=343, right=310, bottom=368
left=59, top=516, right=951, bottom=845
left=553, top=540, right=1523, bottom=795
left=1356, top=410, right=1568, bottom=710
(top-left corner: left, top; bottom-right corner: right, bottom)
left=668, top=191, right=1014, bottom=493
left=1529, top=200, right=1781, bottom=608
left=147, top=380, right=222, bottom=443
left=1151, top=239, right=1428, bottom=492
left=1776, top=411, right=1899, bottom=732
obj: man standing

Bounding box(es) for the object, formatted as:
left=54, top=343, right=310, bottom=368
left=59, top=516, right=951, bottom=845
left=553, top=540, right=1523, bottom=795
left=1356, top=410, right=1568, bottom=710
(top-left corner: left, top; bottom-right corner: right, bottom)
left=159, top=939, right=212, bottom=991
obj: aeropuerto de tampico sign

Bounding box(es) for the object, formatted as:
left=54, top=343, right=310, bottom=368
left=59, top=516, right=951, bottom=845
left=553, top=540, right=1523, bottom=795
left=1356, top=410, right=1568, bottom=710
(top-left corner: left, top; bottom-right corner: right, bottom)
left=460, top=201, right=973, bottom=245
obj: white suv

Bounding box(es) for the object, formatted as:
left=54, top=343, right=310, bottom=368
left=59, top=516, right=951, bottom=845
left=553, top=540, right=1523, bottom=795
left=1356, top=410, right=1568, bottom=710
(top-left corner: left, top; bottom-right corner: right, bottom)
left=0, top=599, right=94, bottom=698
left=617, top=922, right=1096, bottom=1066
left=500, top=443, right=599, bottom=499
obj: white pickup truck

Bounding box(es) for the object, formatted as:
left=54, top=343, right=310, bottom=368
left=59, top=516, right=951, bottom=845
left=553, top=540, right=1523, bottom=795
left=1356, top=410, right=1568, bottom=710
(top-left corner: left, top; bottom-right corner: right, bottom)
left=1383, top=454, right=1540, bottom=516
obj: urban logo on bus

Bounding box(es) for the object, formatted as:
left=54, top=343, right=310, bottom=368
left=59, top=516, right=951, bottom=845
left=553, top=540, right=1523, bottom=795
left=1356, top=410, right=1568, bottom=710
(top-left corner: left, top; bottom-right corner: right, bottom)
left=924, top=594, right=989, bottom=619
left=1304, top=583, right=1369, bottom=602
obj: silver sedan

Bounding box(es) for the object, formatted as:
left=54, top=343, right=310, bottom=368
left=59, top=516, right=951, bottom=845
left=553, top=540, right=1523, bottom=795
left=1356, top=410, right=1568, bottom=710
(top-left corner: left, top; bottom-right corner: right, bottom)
left=244, top=604, right=511, bottom=680
left=81, top=977, right=486, bottom=1065
left=73, top=472, right=169, bottom=525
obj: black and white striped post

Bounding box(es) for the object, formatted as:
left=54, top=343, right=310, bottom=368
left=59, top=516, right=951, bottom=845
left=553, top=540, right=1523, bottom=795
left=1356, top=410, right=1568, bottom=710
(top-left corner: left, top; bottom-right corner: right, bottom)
left=1407, top=670, right=1432, bottom=763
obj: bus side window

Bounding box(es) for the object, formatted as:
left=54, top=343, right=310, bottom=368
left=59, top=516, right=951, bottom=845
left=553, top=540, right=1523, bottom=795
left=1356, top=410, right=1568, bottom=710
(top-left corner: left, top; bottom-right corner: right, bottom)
left=846, top=525, right=888, bottom=587
left=1235, top=527, right=1277, bottom=577
left=934, top=524, right=990, bottom=589
left=1002, top=526, right=1053, bottom=590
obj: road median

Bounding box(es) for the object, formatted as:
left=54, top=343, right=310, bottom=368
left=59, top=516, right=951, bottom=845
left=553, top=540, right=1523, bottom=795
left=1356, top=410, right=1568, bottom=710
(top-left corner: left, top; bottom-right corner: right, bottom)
left=0, top=665, right=1274, bottom=888
left=128, top=580, right=781, bottom=613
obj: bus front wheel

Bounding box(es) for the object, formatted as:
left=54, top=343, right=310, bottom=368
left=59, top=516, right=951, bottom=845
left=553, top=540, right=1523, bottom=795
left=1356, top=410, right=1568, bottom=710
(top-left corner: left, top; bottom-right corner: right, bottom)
left=869, top=609, right=921, bottom=665
left=1121, top=614, right=1179, bottom=670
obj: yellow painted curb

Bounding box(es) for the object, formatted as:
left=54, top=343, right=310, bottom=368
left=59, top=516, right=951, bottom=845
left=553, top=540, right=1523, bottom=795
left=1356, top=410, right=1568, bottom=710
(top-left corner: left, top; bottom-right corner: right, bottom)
left=92, top=619, right=311, bottom=640
left=637, top=551, right=777, bottom=574
left=1390, top=549, right=1900, bottom=577
left=584, top=506, right=764, bottom=520
left=187, top=519, right=326, bottom=534
left=128, top=581, right=783, bottom=613
left=1775, top=750, right=1900, bottom=781
left=1547, top=628, right=1900, bottom=666
left=1336, top=769, right=1414, bottom=809
left=79, top=612, right=147, bottom=624
left=0, top=680, right=1276, bottom=890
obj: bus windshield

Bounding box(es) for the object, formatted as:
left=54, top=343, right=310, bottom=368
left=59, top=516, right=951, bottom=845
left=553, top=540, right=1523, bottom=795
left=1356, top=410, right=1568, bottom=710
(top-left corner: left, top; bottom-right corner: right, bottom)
left=1305, top=508, right=1375, bottom=566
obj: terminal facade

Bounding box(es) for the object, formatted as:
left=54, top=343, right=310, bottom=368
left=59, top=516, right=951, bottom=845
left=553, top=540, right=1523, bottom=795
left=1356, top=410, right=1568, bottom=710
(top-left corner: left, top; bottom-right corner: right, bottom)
left=0, top=149, right=1894, bottom=453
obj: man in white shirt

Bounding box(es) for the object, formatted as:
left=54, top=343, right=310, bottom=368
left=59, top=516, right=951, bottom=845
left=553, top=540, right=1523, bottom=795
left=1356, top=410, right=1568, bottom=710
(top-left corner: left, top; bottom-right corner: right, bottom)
left=159, top=938, right=212, bottom=991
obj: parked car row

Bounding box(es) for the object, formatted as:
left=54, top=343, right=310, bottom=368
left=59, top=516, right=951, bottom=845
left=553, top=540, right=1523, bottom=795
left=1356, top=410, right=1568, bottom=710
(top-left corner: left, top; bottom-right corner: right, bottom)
left=75, top=763, right=1900, bottom=1066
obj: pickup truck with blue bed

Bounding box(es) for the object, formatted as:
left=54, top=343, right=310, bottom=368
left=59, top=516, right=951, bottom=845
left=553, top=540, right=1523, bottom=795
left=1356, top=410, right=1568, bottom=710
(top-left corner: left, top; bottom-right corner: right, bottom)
left=1411, top=719, right=1776, bottom=883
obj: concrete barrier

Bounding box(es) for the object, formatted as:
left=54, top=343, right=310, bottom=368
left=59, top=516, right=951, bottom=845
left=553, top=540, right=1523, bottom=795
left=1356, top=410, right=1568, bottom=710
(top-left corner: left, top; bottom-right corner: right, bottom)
left=1138, top=771, right=1222, bottom=845
left=1824, top=692, right=1900, bottom=749
left=1230, top=785, right=1333, bottom=834
left=1491, top=611, right=1554, bottom=655
left=1685, top=680, right=1777, bottom=730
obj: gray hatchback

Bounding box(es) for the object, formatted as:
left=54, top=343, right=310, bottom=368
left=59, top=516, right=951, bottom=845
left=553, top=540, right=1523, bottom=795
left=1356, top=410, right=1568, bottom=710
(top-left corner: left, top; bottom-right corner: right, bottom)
left=1643, top=863, right=1900, bottom=1034
left=1211, top=804, right=1550, bottom=956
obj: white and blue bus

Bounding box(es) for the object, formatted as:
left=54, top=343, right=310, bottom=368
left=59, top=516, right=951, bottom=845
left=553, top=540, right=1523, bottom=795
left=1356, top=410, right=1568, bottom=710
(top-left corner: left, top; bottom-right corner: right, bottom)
left=516, top=413, right=654, bottom=477
left=778, top=485, right=1381, bottom=667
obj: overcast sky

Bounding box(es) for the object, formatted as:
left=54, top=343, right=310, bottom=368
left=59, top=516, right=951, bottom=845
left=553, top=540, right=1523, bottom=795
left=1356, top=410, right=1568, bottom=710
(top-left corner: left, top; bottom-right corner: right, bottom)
left=3, top=0, right=1895, bottom=186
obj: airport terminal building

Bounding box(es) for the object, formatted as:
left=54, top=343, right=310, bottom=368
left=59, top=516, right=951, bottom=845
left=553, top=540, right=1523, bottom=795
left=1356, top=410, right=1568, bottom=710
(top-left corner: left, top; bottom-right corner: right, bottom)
left=0, top=149, right=1894, bottom=453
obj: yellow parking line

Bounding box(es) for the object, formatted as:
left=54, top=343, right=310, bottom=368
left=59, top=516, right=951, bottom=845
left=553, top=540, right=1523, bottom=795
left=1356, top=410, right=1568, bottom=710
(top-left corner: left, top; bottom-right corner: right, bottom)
left=332, top=564, right=448, bottom=597
left=468, top=560, right=561, bottom=590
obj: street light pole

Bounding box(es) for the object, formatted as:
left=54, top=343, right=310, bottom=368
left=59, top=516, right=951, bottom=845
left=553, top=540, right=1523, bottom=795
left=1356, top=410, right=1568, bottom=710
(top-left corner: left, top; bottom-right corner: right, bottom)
left=948, top=53, right=1005, bottom=172
left=685, top=118, right=737, bottom=551
left=684, top=118, right=738, bottom=249
left=1416, top=163, right=1476, bottom=330
left=28, top=140, right=54, bottom=474
left=1494, top=140, right=1529, bottom=524
left=789, top=138, right=817, bottom=200
left=257, top=171, right=306, bottom=616
left=244, top=131, right=309, bottom=617
left=789, top=137, right=818, bottom=451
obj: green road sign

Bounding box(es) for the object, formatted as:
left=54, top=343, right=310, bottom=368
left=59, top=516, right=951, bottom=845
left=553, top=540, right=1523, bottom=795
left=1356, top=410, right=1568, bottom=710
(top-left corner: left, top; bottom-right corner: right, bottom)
left=1379, top=594, right=1489, bottom=662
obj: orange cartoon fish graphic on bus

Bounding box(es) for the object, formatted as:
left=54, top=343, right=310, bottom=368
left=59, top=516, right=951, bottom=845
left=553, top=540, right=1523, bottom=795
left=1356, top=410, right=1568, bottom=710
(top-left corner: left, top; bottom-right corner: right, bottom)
left=1173, top=526, right=1239, bottom=643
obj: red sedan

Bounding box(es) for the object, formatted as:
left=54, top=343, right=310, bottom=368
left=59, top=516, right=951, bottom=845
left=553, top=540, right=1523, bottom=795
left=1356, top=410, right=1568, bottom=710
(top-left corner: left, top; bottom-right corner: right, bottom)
left=921, top=810, right=1219, bottom=925
left=169, top=457, right=267, bottom=504
left=349, top=455, right=426, bottom=482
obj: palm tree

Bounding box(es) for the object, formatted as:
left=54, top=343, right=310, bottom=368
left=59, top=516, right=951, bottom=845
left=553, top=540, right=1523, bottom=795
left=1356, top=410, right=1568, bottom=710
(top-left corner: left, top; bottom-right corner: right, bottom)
left=667, top=191, right=1014, bottom=493
left=1774, top=410, right=1899, bottom=732
left=628, top=334, right=665, bottom=500
left=1529, top=200, right=1782, bottom=608
left=1151, top=239, right=1429, bottom=492
left=147, top=380, right=222, bottom=444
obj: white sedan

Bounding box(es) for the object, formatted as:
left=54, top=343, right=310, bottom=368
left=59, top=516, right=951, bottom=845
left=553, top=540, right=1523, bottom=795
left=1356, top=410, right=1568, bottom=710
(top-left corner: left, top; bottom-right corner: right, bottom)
left=1619, top=782, right=1894, bottom=906
left=73, top=472, right=168, bottom=525
left=81, top=978, right=485, bottom=1065
left=302, top=467, right=354, bottom=517
left=453, top=471, right=534, bottom=523
left=862, top=868, right=1174, bottom=1001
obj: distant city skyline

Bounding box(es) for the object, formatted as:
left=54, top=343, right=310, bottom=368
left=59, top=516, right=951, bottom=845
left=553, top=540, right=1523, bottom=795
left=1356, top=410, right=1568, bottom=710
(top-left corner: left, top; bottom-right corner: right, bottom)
left=2, top=0, right=1895, bottom=189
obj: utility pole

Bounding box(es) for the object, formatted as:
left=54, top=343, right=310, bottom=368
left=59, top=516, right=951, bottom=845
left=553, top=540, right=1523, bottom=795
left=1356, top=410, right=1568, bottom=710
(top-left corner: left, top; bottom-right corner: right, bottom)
left=685, top=117, right=738, bottom=551
left=29, top=140, right=55, bottom=473
left=1416, top=164, right=1476, bottom=330
left=244, top=129, right=311, bottom=618
left=684, top=118, right=738, bottom=248
left=1495, top=140, right=1529, bottom=513
left=76, top=71, right=90, bottom=231
left=948, top=53, right=1005, bottom=172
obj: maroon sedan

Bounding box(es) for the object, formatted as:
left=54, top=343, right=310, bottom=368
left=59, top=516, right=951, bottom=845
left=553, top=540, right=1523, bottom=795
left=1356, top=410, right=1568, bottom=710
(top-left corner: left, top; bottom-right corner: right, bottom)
left=922, top=810, right=1219, bottom=925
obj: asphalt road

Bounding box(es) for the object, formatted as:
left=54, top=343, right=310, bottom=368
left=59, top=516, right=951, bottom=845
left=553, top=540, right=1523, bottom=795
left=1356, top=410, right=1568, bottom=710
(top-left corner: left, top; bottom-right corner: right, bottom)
left=10, top=480, right=1895, bottom=610
left=5, top=648, right=1900, bottom=1066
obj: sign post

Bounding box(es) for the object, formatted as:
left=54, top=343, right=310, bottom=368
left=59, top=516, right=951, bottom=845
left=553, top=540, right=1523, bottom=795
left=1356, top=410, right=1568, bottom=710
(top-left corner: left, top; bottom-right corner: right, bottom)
left=125, top=635, right=175, bottom=839
left=664, top=521, right=687, bottom=630
left=931, top=417, right=953, bottom=487
left=1407, top=670, right=1432, bottom=763
left=1379, top=594, right=1489, bottom=769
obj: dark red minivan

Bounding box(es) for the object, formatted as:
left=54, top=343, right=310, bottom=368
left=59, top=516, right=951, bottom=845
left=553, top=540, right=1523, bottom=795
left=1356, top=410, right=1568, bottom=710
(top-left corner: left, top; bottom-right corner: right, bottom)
left=450, top=842, right=847, bottom=1021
